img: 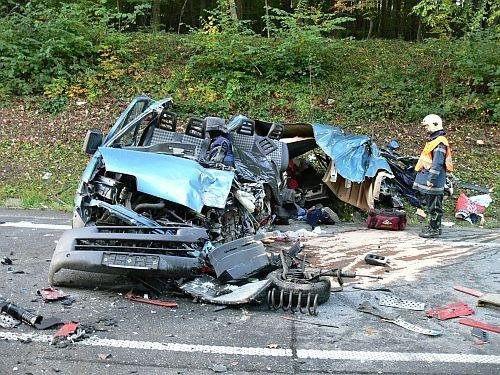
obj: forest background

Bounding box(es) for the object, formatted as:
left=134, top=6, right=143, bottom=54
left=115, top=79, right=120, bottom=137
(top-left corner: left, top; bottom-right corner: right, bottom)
left=0, top=0, right=498, bottom=225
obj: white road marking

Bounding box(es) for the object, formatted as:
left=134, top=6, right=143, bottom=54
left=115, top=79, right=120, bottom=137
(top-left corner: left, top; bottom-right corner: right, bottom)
left=1, top=332, right=499, bottom=364
left=0, top=221, right=71, bottom=230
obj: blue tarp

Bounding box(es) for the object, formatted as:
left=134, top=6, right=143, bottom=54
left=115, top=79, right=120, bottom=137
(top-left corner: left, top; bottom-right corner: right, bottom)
left=99, top=148, right=235, bottom=212
left=312, top=123, right=391, bottom=183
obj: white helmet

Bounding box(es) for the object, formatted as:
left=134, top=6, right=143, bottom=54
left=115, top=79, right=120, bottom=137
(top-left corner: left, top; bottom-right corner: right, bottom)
left=421, top=114, right=443, bottom=133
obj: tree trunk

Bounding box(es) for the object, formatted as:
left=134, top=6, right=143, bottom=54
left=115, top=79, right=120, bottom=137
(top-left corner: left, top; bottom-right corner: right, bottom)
left=264, top=0, right=270, bottom=38
left=416, top=19, right=422, bottom=42
left=367, top=18, right=374, bottom=39
left=151, top=0, right=161, bottom=31
left=281, top=0, right=292, bottom=12
left=178, top=0, right=189, bottom=33
left=228, top=0, right=238, bottom=21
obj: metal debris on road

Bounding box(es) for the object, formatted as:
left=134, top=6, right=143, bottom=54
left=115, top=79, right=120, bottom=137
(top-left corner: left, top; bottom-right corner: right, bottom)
left=1, top=297, right=64, bottom=329
left=53, top=322, right=80, bottom=339
left=453, top=285, right=484, bottom=297
left=1, top=257, right=13, bottom=265
left=98, top=353, right=113, bottom=361
left=471, top=328, right=489, bottom=343
left=426, top=302, right=474, bottom=320
left=352, top=285, right=392, bottom=292
left=477, top=293, right=500, bottom=308
left=0, top=314, right=21, bottom=328
left=51, top=322, right=87, bottom=347
left=358, top=301, right=399, bottom=321
left=458, top=318, right=500, bottom=334
left=390, top=318, right=442, bottom=336
left=125, top=291, right=178, bottom=308
left=358, top=301, right=441, bottom=336
left=364, top=253, right=390, bottom=266
left=378, top=295, right=425, bottom=311
left=209, top=363, right=227, bottom=373
left=282, top=316, right=339, bottom=328
left=37, top=287, right=68, bottom=302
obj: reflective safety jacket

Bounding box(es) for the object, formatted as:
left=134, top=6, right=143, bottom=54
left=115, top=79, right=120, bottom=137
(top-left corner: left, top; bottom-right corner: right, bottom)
left=413, top=134, right=453, bottom=195
left=415, top=136, right=453, bottom=173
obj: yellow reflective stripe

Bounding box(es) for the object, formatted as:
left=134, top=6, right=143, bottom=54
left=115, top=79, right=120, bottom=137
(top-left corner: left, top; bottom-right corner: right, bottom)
left=415, top=136, right=453, bottom=172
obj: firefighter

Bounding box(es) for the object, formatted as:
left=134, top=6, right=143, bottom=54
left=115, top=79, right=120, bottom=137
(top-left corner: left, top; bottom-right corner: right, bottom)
left=413, top=114, right=454, bottom=238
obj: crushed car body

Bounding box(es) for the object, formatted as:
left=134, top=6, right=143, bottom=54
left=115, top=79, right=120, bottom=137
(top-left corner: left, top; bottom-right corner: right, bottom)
left=48, top=95, right=392, bottom=306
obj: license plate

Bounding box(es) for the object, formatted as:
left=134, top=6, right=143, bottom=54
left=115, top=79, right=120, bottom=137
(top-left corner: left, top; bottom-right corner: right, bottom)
left=101, top=253, right=159, bottom=270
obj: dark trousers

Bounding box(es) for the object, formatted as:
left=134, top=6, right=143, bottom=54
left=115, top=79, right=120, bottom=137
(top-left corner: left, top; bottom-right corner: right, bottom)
left=425, top=194, right=444, bottom=230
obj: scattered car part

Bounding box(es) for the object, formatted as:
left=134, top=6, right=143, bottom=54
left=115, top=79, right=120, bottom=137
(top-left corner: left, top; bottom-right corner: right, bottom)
left=0, top=299, right=63, bottom=329
left=364, top=253, right=390, bottom=266
left=0, top=314, right=21, bottom=328
left=378, top=295, right=425, bottom=311
left=454, top=285, right=484, bottom=297
left=53, top=322, right=80, bottom=339
left=458, top=318, right=500, bottom=334
left=477, top=293, right=500, bottom=308
left=390, top=317, right=442, bottom=336
left=352, top=285, right=392, bottom=292
left=266, top=269, right=332, bottom=316
left=426, top=302, right=474, bottom=320
left=357, top=301, right=399, bottom=321
left=471, top=328, right=489, bottom=343
left=358, top=301, right=441, bottom=336
left=125, top=291, right=177, bottom=308
left=37, top=287, right=68, bottom=302
left=51, top=322, right=87, bottom=347
left=179, top=275, right=271, bottom=305
left=48, top=225, right=209, bottom=285
left=282, top=316, right=339, bottom=328
left=1, top=257, right=13, bottom=265
left=32, top=317, right=65, bottom=330
left=312, top=268, right=382, bottom=286
left=0, top=298, right=41, bottom=326
left=98, top=353, right=113, bottom=361
left=208, top=236, right=271, bottom=282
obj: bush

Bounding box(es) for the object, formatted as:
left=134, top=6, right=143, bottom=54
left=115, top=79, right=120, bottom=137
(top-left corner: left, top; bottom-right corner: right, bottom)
left=0, top=1, right=136, bottom=107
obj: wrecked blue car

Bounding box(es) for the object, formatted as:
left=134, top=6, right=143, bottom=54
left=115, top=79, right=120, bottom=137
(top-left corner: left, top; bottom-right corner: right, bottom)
left=48, top=95, right=389, bottom=309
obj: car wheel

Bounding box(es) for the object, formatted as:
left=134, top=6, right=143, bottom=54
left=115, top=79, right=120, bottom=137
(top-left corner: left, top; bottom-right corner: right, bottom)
left=266, top=269, right=331, bottom=314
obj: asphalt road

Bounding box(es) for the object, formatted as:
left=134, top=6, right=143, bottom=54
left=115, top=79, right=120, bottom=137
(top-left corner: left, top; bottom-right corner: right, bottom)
left=0, top=208, right=499, bottom=374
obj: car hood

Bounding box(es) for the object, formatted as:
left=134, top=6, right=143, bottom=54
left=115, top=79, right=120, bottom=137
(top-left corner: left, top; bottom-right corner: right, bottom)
left=98, top=147, right=235, bottom=212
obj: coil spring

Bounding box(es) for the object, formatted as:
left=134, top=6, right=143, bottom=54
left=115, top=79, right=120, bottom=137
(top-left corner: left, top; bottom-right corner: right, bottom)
left=267, top=288, right=318, bottom=316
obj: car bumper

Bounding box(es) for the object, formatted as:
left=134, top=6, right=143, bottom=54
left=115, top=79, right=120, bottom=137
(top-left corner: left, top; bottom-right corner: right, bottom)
left=48, top=225, right=208, bottom=284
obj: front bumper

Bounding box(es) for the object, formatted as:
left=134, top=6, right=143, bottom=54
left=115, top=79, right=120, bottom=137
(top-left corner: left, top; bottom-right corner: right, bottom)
left=48, top=225, right=208, bottom=285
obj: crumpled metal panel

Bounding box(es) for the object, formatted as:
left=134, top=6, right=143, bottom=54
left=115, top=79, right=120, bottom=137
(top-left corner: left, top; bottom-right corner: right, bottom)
left=99, top=147, right=235, bottom=212
left=378, top=294, right=425, bottom=311
left=208, top=236, right=270, bottom=282
left=179, top=275, right=271, bottom=305
left=312, top=124, right=391, bottom=182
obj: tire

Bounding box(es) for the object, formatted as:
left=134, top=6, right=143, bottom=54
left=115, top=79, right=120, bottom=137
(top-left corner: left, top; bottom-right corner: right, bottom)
left=266, top=269, right=331, bottom=306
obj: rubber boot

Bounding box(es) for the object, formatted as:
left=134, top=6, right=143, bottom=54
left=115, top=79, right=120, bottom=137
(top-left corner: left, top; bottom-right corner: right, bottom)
left=419, top=226, right=441, bottom=238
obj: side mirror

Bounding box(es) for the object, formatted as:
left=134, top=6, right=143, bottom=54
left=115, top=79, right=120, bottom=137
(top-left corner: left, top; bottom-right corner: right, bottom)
left=83, top=129, right=103, bottom=154
left=389, top=140, right=399, bottom=150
